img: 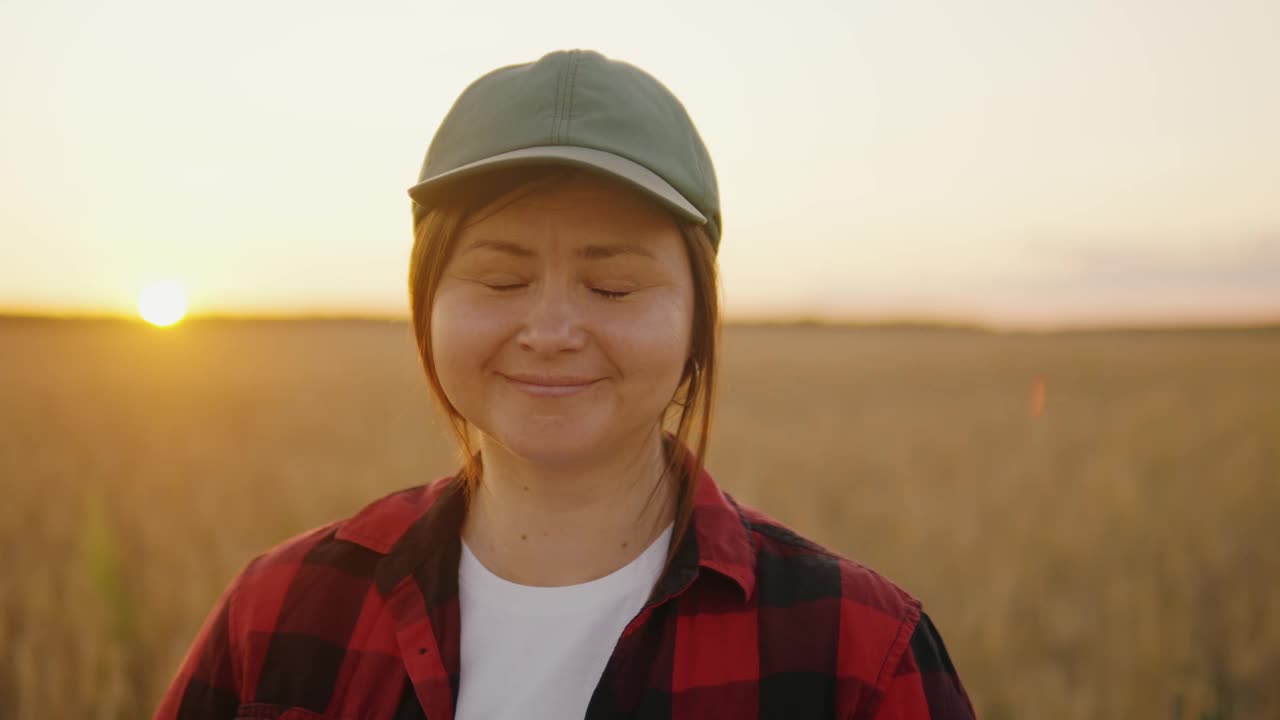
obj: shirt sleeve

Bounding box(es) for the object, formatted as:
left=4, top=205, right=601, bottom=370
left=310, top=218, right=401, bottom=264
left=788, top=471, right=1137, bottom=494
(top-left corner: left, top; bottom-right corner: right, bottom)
left=872, top=611, right=978, bottom=720
left=152, top=568, right=245, bottom=719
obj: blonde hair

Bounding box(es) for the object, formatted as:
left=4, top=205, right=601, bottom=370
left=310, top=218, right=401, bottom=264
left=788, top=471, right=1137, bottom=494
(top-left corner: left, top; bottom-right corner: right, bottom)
left=408, top=166, right=719, bottom=568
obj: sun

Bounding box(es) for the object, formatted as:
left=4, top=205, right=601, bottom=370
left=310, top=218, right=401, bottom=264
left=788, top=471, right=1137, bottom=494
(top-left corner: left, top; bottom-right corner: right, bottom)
left=138, top=280, right=188, bottom=327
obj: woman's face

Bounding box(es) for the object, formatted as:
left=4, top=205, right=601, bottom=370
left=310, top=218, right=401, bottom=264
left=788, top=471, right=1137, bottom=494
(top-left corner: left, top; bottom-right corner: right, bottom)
left=430, top=171, right=695, bottom=468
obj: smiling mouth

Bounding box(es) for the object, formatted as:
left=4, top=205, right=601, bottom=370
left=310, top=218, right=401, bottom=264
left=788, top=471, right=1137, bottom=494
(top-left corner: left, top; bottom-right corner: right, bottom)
left=501, top=374, right=601, bottom=398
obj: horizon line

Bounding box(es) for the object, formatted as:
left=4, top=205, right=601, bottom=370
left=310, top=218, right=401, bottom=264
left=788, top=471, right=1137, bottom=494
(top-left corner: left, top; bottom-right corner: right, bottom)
left=3, top=309, right=1278, bottom=335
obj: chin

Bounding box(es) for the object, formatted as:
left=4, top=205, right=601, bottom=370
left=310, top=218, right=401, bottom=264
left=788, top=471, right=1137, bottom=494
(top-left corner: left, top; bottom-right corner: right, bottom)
left=483, top=418, right=614, bottom=467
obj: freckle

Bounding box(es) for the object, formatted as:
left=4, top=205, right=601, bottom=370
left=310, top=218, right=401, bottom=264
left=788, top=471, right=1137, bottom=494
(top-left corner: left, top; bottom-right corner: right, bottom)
left=621, top=542, right=629, bottom=548
left=521, top=533, right=528, bottom=540
left=542, top=531, right=549, bottom=537
left=522, top=485, right=529, bottom=491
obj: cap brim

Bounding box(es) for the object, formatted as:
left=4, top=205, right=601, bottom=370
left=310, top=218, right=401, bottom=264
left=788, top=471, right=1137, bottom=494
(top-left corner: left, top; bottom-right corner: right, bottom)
left=407, top=145, right=706, bottom=224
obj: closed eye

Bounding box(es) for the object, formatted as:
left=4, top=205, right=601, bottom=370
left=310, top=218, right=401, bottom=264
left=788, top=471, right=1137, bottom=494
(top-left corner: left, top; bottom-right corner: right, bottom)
left=592, top=288, right=631, bottom=300
left=481, top=282, right=630, bottom=299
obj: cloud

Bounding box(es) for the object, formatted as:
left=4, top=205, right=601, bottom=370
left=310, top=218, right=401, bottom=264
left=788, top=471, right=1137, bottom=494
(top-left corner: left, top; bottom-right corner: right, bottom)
left=919, top=231, right=1280, bottom=326
left=1018, top=232, right=1280, bottom=293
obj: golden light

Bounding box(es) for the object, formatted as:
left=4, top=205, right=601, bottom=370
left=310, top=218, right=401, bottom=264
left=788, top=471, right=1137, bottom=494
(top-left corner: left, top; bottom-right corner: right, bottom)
left=138, top=280, right=188, bottom=326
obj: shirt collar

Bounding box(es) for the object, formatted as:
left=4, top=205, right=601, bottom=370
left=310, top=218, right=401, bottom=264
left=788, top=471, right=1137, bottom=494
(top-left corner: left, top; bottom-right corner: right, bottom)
left=336, top=453, right=757, bottom=604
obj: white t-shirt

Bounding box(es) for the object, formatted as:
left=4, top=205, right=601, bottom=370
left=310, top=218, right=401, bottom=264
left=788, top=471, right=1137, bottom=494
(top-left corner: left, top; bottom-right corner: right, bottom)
left=455, top=522, right=674, bottom=720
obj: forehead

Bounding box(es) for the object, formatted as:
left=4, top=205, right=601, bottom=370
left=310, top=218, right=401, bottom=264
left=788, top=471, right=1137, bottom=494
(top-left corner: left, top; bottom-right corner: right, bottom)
left=459, top=171, right=681, bottom=247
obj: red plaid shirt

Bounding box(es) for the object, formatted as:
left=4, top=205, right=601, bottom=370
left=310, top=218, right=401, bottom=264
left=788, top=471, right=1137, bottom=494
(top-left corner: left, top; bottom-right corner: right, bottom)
left=156, top=468, right=977, bottom=719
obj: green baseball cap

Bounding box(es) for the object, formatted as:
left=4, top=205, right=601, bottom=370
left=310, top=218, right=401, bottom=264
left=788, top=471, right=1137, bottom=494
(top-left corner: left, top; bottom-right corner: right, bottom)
left=408, top=49, right=722, bottom=250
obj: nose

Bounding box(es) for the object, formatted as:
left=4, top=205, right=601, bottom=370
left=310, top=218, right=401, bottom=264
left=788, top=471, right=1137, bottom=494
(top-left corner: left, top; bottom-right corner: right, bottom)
left=516, top=280, right=588, bottom=354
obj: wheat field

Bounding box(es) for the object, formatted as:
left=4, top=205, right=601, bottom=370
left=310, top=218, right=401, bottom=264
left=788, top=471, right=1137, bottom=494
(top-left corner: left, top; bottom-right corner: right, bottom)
left=0, top=318, right=1276, bottom=719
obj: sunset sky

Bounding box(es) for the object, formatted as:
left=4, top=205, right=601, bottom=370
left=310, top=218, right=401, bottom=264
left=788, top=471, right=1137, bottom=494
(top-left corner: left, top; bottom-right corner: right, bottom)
left=2, top=0, right=1277, bottom=327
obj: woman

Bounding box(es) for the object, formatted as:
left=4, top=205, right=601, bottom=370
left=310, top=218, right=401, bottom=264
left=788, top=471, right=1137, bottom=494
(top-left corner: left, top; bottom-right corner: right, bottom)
left=156, top=49, right=977, bottom=720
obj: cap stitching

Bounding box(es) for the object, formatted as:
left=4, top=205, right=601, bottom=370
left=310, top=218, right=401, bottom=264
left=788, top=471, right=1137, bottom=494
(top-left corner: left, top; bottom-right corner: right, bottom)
left=550, top=54, right=566, bottom=145
left=556, top=53, right=568, bottom=143
left=565, top=51, right=583, bottom=144
left=556, top=51, right=576, bottom=144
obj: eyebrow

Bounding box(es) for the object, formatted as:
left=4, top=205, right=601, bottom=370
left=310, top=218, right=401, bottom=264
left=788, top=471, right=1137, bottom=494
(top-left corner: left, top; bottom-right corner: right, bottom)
left=464, top=239, right=536, bottom=258
left=463, top=239, right=655, bottom=260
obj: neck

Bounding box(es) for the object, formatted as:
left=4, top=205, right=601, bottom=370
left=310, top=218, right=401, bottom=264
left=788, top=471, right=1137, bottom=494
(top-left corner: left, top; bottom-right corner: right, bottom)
left=460, top=427, right=677, bottom=587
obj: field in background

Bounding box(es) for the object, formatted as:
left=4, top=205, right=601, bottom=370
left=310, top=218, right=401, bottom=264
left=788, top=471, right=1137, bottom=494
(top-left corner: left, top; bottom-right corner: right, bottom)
left=1, top=318, right=1276, bottom=719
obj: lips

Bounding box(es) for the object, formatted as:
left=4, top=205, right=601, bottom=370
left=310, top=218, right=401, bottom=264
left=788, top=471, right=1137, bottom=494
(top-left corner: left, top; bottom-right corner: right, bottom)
left=501, top=373, right=601, bottom=397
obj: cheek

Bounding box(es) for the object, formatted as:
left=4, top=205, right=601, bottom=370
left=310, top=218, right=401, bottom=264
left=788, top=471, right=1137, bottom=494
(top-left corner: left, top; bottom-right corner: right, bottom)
left=429, top=289, right=508, bottom=403
left=600, top=291, right=693, bottom=393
